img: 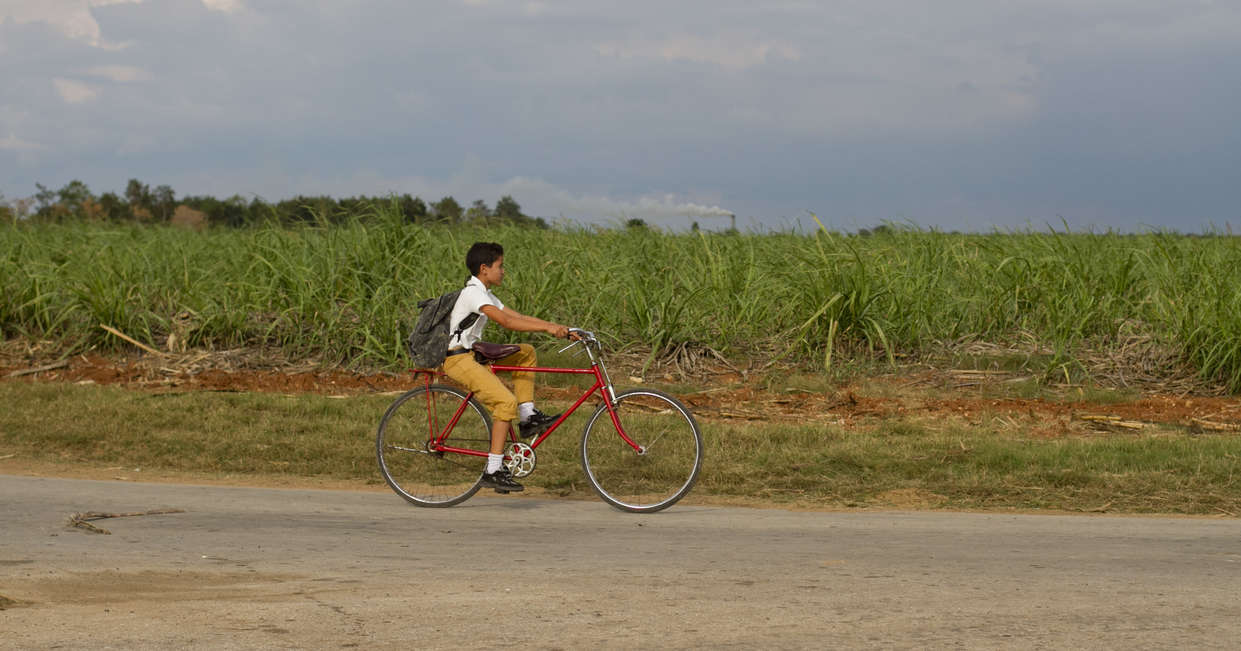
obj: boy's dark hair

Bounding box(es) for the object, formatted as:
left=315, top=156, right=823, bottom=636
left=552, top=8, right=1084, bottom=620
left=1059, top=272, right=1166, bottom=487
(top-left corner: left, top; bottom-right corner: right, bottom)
left=466, top=242, right=504, bottom=276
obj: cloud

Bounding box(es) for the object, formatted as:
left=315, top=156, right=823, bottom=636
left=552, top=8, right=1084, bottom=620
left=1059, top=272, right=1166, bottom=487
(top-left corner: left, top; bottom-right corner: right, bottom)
left=0, top=134, right=47, bottom=151
left=502, top=179, right=734, bottom=222
left=1, top=0, right=144, bottom=48
left=346, top=159, right=736, bottom=223
left=52, top=78, right=98, bottom=103
left=3, top=0, right=1241, bottom=231
left=200, top=0, right=241, bottom=12
left=85, top=64, right=151, bottom=82
left=596, top=35, right=799, bottom=70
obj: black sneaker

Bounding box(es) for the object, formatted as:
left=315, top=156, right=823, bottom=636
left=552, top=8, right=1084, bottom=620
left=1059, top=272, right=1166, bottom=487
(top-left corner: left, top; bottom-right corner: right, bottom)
left=480, top=468, right=524, bottom=493
left=519, top=409, right=561, bottom=439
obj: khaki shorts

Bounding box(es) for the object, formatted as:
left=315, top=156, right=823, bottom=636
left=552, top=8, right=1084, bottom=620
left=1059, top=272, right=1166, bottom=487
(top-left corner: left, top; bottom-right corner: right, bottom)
left=441, top=343, right=536, bottom=422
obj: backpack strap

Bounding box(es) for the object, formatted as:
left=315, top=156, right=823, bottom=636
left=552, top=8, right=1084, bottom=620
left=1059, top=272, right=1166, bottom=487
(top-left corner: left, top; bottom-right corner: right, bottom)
left=451, top=312, right=479, bottom=341
left=448, top=277, right=486, bottom=344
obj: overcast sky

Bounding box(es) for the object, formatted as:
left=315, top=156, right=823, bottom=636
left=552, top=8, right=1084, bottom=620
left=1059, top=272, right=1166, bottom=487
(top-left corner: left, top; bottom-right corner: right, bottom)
left=2, top=0, right=1239, bottom=232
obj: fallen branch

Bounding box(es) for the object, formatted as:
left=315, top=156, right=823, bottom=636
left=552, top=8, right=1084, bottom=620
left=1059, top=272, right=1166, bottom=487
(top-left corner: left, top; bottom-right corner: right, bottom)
left=1191, top=418, right=1241, bottom=432
left=717, top=410, right=763, bottom=420
left=99, top=324, right=165, bottom=357
left=1079, top=415, right=1145, bottom=431
left=67, top=508, right=185, bottom=535
left=6, top=360, right=70, bottom=377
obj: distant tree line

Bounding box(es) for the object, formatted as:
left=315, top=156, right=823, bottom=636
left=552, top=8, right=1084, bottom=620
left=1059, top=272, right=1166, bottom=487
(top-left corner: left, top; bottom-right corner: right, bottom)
left=0, top=179, right=547, bottom=229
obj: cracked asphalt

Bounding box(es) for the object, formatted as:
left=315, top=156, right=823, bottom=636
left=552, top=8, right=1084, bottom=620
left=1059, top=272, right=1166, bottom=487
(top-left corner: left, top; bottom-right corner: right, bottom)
left=2, top=475, right=1239, bottom=649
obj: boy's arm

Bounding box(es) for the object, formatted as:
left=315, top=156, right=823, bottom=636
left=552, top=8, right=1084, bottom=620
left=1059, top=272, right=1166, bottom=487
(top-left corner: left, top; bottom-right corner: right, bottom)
left=480, top=304, right=570, bottom=338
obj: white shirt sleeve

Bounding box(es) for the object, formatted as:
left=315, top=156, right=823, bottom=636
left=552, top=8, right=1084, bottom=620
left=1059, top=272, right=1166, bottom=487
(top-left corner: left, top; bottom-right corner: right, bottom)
left=457, top=284, right=504, bottom=316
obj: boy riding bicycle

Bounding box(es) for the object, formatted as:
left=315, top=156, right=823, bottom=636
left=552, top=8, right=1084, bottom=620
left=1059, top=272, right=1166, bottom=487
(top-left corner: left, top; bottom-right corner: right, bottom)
left=441, top=242, right=577, bottom=493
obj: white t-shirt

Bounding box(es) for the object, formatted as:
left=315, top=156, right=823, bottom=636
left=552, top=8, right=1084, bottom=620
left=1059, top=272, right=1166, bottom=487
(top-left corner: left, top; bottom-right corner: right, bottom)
left=447, top=276, right=504, bottom=350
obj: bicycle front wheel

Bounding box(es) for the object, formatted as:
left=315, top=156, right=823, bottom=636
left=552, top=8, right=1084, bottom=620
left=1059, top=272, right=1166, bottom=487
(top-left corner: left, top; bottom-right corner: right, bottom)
left=376, top=384, right=492, bottom=507
left=580, top=389, right=703, bottom=513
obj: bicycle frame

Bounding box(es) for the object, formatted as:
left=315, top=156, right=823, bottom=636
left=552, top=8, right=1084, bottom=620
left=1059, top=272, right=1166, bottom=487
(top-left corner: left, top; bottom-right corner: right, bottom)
left=414, top=338, right=645, bottom=458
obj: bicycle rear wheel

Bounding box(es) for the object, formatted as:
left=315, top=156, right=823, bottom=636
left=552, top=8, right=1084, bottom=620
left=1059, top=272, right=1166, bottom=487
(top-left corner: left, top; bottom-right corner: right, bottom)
left=580, top=389, right=703, bottom=513
left=376, top=384, right=492, bottom=507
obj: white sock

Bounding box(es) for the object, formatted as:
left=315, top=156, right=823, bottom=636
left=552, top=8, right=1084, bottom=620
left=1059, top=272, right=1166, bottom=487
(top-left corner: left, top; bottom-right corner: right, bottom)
left=518, top=402, right=535, bottom=423
left=486, top=453, right=503, bottom=474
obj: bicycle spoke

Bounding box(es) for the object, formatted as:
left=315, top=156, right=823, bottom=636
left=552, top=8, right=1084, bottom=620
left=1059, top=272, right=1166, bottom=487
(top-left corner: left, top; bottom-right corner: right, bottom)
left=638, top=427, right=674, bottom=452
left=581, top=389, right=703, bottom=513
left=377, top=386, right=491, bottom=507
left=387, top=445, right=429, bottom=454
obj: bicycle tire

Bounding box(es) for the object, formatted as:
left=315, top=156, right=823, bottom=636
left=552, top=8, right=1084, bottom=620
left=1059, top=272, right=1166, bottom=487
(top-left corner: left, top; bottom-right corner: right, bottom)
left=376, top=384, right=492, bottom=507
left=580, top=388, right=703, bottom=513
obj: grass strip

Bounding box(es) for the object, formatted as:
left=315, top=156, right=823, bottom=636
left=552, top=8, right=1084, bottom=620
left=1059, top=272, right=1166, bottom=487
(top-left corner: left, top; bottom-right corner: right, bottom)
left=1, top=381, right=1238, bottom=515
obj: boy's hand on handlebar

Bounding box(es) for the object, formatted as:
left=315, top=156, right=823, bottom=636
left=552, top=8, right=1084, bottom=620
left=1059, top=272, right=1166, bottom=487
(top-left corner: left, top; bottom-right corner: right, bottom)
left=548, top=324, right=571, bottom=339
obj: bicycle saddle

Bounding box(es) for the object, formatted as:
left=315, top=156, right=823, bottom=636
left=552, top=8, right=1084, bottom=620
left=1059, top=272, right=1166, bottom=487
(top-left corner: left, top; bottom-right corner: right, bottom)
left=472, top=341, right=520, bottom=362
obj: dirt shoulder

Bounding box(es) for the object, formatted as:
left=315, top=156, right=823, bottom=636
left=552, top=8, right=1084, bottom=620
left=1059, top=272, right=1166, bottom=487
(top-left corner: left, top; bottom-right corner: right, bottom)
left=4, top=349, right=1238, bottom=432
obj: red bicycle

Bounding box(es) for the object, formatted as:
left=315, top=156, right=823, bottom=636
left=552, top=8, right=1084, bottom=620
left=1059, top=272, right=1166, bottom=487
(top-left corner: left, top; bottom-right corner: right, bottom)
left=376, top=330, right=703, bottom=513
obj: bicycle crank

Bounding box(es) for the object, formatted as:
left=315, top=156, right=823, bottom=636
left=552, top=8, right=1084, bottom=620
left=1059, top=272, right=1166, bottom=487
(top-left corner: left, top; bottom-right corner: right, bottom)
left=503, top=442, right=536, bottom=478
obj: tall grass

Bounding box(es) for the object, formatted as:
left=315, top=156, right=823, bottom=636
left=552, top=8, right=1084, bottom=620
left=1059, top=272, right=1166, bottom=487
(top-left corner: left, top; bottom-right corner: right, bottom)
left=3, top=206, right=1240, bottom=390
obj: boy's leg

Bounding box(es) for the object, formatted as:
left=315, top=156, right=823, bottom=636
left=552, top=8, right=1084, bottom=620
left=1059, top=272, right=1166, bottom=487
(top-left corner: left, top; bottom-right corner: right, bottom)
left=497, top=344, right=560, bottom=437
left=498, top=343, right=537, bottom=405
left=442, top=354, right=518, bottom=457
left=442, top=355, right=524, bottom=492
left=487, top=420, right=510, bottom=455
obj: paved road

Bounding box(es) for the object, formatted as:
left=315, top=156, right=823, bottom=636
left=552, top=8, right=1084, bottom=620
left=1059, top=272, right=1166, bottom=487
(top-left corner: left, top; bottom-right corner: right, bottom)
left=1, top=475, right=1239, bottom=649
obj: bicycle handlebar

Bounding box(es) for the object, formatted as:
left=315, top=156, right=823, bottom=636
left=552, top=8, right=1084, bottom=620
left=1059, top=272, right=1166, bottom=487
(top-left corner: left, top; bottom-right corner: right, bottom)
left=559, top=328, right=598, bottom=354
left=568, top=327, right=595, bottom=342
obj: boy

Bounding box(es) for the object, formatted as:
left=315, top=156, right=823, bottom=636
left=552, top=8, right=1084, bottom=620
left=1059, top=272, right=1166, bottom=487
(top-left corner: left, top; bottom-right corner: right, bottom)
left=442, top=242, right=576, bottom=493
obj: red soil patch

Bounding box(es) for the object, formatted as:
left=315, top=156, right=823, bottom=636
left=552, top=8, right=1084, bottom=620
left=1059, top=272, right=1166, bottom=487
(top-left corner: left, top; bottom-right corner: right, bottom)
left=2, top=354, right=412, bottom=395
left=3, top=354, right=1240, bottom=431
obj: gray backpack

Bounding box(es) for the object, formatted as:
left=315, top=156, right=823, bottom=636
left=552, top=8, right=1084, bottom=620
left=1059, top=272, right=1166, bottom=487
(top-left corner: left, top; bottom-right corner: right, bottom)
left=407, top=288, right=480, bottom=369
